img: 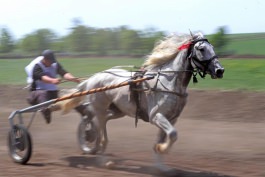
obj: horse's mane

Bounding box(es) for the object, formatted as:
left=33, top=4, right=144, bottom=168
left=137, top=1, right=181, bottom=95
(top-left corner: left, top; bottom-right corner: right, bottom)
left=143, top=32, right=202, bottom=68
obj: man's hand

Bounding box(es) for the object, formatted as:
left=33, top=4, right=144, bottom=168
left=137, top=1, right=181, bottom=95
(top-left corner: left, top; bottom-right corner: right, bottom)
left=42, top=75, right=61, bottom=84
left=51, top=78, right=61, bottom=84
left=64, top=73, right=80, bottom=83
left=69, top=77, right=81, bottom=83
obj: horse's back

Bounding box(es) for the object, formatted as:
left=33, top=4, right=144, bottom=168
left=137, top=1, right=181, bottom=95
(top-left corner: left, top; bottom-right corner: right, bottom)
left=83, top=68, right=134, bottom=89
left=78, top=68, right=135, bottom=109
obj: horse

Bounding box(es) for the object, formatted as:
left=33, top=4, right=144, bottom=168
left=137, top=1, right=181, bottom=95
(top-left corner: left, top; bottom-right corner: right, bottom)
left=61, top=32, right=224, bottom=169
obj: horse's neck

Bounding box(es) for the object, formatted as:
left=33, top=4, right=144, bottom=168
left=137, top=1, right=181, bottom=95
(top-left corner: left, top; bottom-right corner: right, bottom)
left=152, top=51, right=192, bottom=92
left=172, top=51, right=192, bottom=89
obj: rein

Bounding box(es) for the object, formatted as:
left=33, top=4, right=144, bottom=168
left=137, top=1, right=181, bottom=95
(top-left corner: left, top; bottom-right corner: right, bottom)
left=145, top=38, right=217, bottom=96
left=149, top=69, right=190, bottom=98
left=187, top=38, right=218, bottom=80
left=189, top=55, right=218, bottom=79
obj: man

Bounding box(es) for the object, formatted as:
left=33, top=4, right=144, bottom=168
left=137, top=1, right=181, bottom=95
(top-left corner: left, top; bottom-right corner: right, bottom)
left=27, top=49, right=84, bottom=124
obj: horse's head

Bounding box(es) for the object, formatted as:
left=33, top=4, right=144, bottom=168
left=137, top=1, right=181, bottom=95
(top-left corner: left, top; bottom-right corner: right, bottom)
left=188, top=33, right=224, bottom=79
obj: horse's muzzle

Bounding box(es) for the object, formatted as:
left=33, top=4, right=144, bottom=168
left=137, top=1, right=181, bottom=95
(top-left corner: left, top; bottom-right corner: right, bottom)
left=214, top=68, right=224, bottom=79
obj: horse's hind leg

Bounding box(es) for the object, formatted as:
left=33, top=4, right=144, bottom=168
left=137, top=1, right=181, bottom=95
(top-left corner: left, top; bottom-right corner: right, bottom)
left=93, top=111, right=118, bottom=168
left=97, top=104, right=125, bottom=152
left=93, top=114, right=108, bottom=154
left=106, top=103, right=125, bottom=120
left=74, top=104, right=94, bottom=119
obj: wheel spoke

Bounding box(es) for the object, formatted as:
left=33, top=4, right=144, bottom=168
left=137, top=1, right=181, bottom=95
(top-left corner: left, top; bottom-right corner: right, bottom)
left=78, top=119, right=99, bottom=154
left=8, top=125, right=32, bottom=164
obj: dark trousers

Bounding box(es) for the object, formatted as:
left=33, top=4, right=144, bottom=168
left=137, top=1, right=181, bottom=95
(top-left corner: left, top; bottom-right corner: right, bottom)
left=27, top=90, right=87, bottom=116
left=27, top=90, right=58, bottom=106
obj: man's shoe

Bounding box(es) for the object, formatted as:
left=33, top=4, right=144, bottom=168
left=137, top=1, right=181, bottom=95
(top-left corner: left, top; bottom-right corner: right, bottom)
left=41, top=108, right=51, bottom=124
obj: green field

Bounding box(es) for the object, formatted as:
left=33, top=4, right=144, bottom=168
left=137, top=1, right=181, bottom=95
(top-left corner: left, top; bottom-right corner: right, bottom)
left=224, top=33, right=265, bottom=55
left=192, top=59, right=265, bottom=91
left=1, top=57, right=265, bottom=91
left=0, top=58, right=145, bottom=86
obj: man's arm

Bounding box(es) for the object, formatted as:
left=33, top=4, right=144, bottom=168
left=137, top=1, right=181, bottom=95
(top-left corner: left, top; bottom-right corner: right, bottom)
left=63, top=73, right=80, bottom=83
left=33, top=64, right=60, bottom=84
left=57, top=63, right=80, bottom=83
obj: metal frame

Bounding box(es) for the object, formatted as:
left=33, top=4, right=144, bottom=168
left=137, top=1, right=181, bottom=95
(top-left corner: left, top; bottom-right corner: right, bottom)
left=7, top=76, right=154, bottom=164
left=8, top=99, right=55, bottom=129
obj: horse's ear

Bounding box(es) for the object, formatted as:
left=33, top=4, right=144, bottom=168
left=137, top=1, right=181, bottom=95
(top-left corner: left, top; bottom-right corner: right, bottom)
left=196, top=32, right=204, bottom=39
left=189, top=29, right=194, bottom=39
left=193, top=32, right=204, bottom=40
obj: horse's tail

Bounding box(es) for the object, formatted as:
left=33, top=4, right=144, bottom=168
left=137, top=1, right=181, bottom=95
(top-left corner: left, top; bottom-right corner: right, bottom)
left=49, top=80, right=88, bottom=114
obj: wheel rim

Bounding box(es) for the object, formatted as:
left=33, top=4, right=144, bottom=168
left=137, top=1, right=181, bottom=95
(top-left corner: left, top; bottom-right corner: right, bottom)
left=78, top=120, right=99, bottom=153
left=8, top=125, right=31, bottom=163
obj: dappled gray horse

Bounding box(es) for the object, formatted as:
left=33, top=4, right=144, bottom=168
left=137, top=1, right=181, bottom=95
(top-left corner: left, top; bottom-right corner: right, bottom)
left=67, top=32, right=224, bottom=168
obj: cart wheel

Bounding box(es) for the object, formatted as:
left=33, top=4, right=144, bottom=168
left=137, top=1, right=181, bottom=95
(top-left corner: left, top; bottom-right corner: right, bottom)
left=7, top=124, right=32, bottom=164
left=77, top=119, right=99, bottom=154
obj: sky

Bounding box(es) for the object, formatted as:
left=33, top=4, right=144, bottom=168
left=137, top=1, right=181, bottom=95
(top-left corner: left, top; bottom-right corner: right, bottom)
left=0, top=0, right=264, bottom=39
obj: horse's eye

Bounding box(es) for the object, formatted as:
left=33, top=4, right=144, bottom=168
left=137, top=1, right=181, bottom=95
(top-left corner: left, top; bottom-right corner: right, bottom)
left=199, top=48, right=204, bottom=52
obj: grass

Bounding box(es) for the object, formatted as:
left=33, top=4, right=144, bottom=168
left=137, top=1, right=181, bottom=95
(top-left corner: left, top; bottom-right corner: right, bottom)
left=1, top=57, right=265, bottom=91
left=0, top=58, right=145, bottom=86
left=225, top=39, right=265, bottom=55
left=191, top=59, right=265, bottom=91
left=224, top=33, right=265, bottom=55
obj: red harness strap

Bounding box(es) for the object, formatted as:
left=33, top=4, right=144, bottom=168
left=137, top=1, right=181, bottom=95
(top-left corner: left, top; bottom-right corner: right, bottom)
left=178, top=42, right=192, bottom=50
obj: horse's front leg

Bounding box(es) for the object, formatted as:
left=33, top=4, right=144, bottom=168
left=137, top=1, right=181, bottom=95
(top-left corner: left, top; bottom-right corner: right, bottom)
left=149, top=112, right=178, bottom=172
left=151, top=113, right=178, bottom=154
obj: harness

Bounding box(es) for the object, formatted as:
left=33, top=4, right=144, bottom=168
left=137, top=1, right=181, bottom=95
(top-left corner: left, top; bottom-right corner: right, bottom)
left=129, top=69, right=190, bottom=127
left=188, top=38, right=218, bottom=80
left=130, top=38, right=218, bottom=126
left=129, top=70, right=149, bottom=126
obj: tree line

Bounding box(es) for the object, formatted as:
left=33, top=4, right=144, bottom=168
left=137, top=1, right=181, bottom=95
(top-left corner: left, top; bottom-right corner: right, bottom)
left=0, top=24, right=228, bottom=58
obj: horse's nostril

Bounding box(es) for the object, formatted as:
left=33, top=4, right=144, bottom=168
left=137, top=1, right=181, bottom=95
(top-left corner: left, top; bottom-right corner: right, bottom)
left=216, top=68, right=224, bottom=78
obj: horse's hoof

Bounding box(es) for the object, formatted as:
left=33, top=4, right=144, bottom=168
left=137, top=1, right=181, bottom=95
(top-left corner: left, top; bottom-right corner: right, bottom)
left=105, top=160, right=115, bottom=169
left=154, top=143, right=168, bottom=154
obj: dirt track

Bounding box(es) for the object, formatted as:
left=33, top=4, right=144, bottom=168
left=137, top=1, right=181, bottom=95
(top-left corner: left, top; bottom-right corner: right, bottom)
left=0, top=85, right=265, bottom=177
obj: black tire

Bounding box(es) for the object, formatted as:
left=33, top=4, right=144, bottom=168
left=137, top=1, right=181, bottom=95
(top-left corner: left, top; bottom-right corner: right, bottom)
left=7, top=124, right=32, bottom=164
left=77, top=119, right=99, bottom=154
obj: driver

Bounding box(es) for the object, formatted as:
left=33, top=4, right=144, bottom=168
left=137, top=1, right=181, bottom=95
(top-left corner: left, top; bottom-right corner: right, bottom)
left=26, top=49, right=85, bottom=124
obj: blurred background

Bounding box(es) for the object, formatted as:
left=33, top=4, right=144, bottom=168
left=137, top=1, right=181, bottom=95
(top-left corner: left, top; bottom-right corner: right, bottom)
left=0, top=0, right=264, bottom=58
left=0, top=0, right=264, bottom=90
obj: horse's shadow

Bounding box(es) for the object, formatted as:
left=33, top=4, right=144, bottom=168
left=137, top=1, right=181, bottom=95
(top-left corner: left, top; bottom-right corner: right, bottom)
left=62, top=155, right=234, bottom=177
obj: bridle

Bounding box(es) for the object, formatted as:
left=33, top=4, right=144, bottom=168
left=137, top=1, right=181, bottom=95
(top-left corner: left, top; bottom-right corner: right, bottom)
left=146, top=38, right=218, bottom=96
left=151, top=38, right=218, bottom=85
left=187, top=38, right=218, bottom=80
